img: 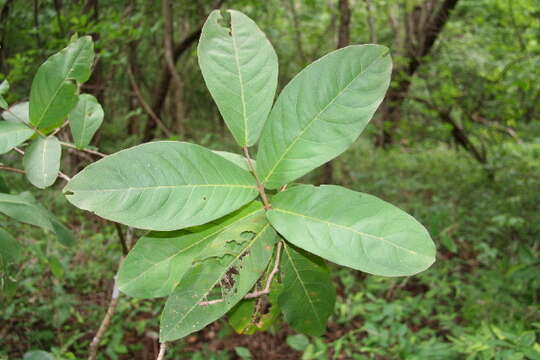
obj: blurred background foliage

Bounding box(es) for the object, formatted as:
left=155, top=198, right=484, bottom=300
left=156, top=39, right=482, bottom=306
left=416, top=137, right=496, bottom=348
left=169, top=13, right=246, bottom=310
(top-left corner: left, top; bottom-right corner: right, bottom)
left=0, top=0, right=539, bottom=359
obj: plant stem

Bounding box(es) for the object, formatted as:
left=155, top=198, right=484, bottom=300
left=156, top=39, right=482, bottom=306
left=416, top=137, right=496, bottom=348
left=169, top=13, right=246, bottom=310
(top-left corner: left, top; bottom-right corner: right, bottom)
left=156, top=342, right=167, bottom=360
left=88, top=227, right=133, bottom=360
left=87, top=284, right=120, bottom=360
left=59, top=141, right=106, bottom=158
left=114, top=223, right=129, bottom=256
left=0, top=165, right=25, bottom=175
left=244, top=240, right=282, bottom=299
left=242, top=146, right=271, bottom=210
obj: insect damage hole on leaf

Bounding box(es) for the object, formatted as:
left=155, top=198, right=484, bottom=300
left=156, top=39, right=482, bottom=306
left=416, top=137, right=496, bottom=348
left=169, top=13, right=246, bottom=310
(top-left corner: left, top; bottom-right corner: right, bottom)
left=217, top=10, right=232, bottom=35
left=240, top=231, right=256, bottom=241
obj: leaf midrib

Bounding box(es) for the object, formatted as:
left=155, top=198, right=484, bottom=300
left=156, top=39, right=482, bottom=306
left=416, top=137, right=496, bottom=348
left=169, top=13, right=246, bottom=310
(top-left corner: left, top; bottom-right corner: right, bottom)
left=282, top=243, right=323, bottom=327
left=272, top=207, right=421, bottom=256
left=262, top=50, right=387, bottom=184
left=230, top=21, right=249, bottom=145
left=70, top=184, right=257, bottom=193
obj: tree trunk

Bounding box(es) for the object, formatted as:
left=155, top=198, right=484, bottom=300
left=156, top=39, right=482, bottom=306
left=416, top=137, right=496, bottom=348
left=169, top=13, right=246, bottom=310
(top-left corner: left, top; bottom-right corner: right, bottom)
left=0, top=0, right=15, bottom=73
left=143, top=0, right=226, bottom=142
left=321, top=0, right=351, bottom=185
left=378, top=0, right=460, bottom=147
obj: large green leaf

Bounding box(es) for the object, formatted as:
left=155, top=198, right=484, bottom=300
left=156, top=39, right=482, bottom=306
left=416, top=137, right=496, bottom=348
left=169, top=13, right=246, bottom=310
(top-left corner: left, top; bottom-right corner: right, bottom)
left=23, top=136, right=61, bottom=189
left=160, top=215, right=277, bottom=341
left=64, top=141, right=259, bottom=231
left=118, top=202, right=264, bottom=299
left=29, top=36, right=94, bottom=130
left=278, top=242, right=335, bottom=336
left=0, top=121, right=34, bottom=154
left=198, top=10, right=278, bottom=146
left=256, top=45, right=392, bottom=189
left=68, top=94, right=104, bottom=149
left=0, top=228, right=22, bottom=265
left=267, top=185, right=436, bottom=276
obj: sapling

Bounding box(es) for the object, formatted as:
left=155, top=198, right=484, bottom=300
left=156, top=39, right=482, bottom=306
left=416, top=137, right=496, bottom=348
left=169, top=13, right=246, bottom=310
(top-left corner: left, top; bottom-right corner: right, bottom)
left=64, top=9, right=436, bottom=347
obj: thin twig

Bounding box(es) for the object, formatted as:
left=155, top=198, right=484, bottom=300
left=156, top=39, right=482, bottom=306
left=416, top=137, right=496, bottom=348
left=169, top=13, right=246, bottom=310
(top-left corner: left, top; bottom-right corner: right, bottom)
left=88, top=227, right=133, bottom=360
left=127, top=65, right=174, bottom=138
left=0, top=165, right=25, bottom=175
left=51, top=120, right=69, bottom=136
left=114, top=223, right=129, bottom=256
left=244, top=241, right=283, bottom=299
left=242, top=146, right=271, bottom=210
left=59, top=141, right=106, bottom=158
left=199, top=241, right=283, bottom=306
left=162, top=0, right=184, bottom=102
left=3, top=108, right=47, bottom=137
left=156, top=342, right=167, bottom=360
left=57, top=172, right=71, bottom=182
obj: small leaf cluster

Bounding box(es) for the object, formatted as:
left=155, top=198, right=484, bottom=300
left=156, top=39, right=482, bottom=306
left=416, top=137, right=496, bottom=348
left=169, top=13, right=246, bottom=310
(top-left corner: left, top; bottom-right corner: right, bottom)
left=1, top=36, right=103, bottom=290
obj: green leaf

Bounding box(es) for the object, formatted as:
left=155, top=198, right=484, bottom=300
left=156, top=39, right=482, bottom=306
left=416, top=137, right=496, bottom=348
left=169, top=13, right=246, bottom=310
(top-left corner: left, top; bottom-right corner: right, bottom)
left=118, top=202, right=264, bottom=299
left=64, top=141, right=258, bottom=231
left=0, top=192, right=75, bottom=246
left=47, top=255, right=64, bottom=278
left=287, top=334, right=310, bottom=351
left=0, top=193, right=54, bottom=230
left=0, top=121, right=34, bottom=154
left=23, top=351, right=55, bottom=360
left=213, top=150, right=252, bottom=171
left=278, top=242, right=335, bottom=336
left=0, top=228, right=22, bottom=265
left=2, top=102, right=29, bottom=124
left=267, top=185, right=436, bottom=276
left=0, top=79, right=9, bottom=109
left=256, top=45, right=392, bottom=189
left=68, top=94, right=104, bottom=149
left=50, top=218, right=76, bottom=247
left=0, top=80, right=8, bottom=95
left=234, top=347, right=252, bottom=360
left=198, top=10, right=278, bottom=146
left=29, top=36, right=94, bottom=130
left=160, top=216, right=277, bottom=341
left=0, top=175, right=9, bottom=193
left=23, top=136, right=62, bottom=189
